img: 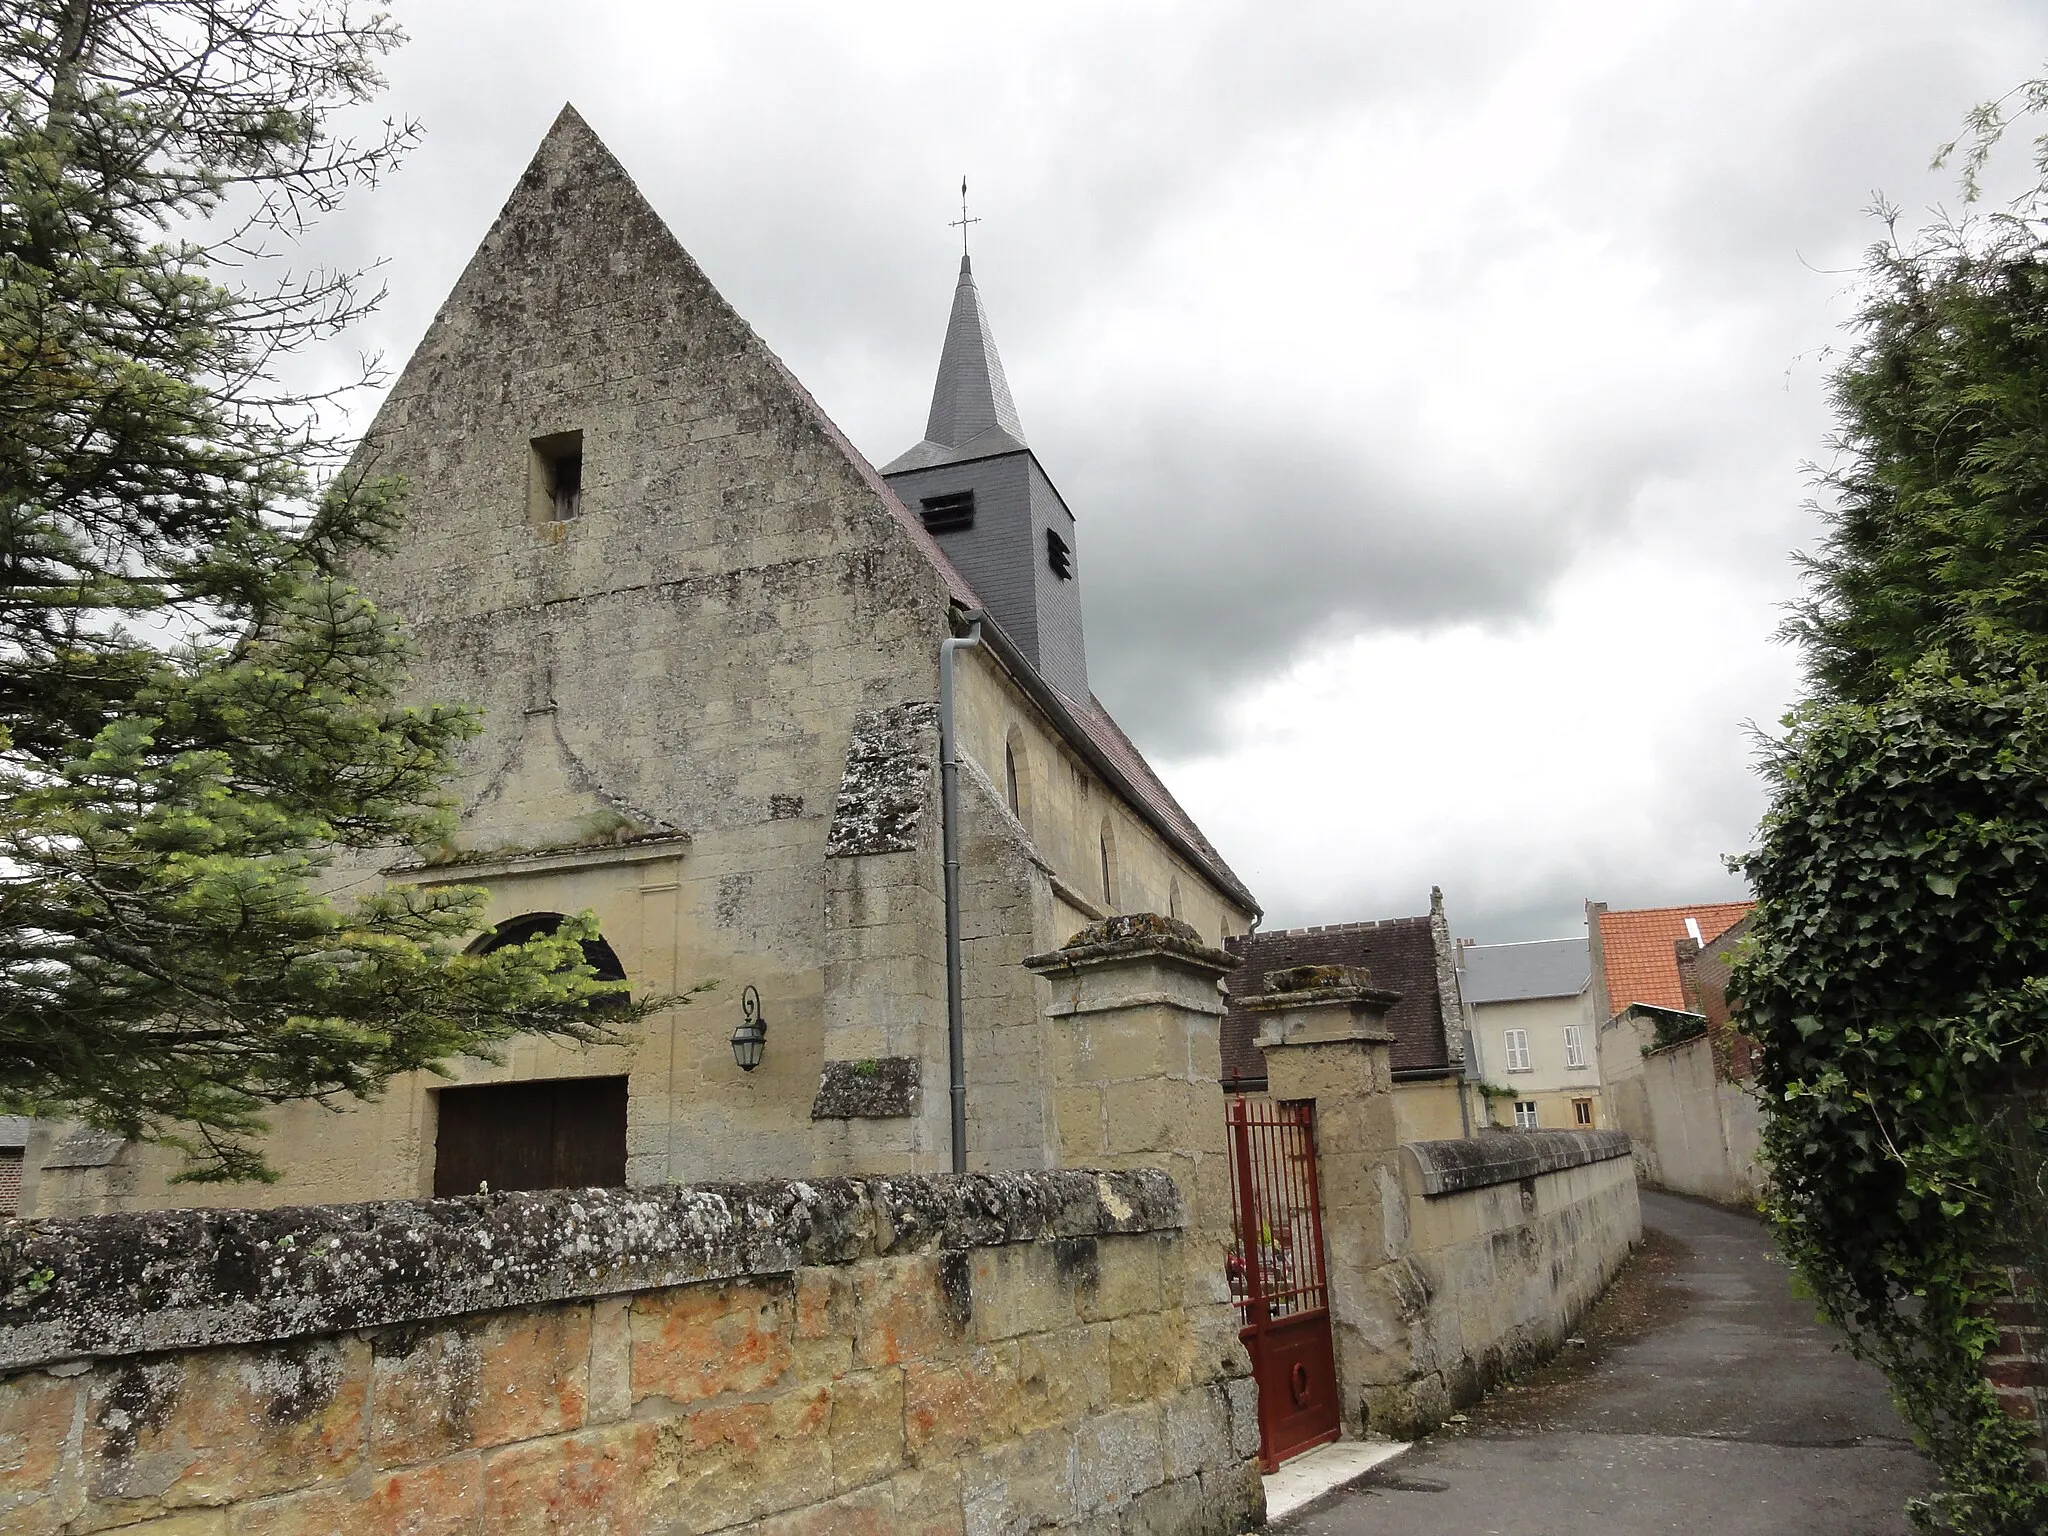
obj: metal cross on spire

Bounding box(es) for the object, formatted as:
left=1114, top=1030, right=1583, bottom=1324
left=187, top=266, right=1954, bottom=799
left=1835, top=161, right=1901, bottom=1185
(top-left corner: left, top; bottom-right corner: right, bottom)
left=948, top=176, right=980, bottom=255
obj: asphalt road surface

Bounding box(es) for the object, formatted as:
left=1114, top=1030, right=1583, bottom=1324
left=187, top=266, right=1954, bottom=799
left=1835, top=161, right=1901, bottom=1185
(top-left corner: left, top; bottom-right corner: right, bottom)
left=1279, top=1189, right=1935, bottom=1535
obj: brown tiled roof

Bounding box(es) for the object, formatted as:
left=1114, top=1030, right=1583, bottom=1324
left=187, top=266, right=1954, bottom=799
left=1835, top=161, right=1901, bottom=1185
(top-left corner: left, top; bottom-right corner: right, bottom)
left=1597, top=902, right=1753, bottom=1020
left=1218, top=917, right=1452, bottom=1090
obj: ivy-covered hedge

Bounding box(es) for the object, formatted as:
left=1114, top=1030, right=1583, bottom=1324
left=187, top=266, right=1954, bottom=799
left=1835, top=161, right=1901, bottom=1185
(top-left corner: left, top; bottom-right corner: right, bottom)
left=1734, top=655, right=2048, bottom=1534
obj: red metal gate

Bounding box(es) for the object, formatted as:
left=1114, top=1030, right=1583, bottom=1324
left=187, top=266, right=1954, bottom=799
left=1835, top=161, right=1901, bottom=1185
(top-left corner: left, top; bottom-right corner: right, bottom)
left=1225, top=1096, right=1341, bottom=1471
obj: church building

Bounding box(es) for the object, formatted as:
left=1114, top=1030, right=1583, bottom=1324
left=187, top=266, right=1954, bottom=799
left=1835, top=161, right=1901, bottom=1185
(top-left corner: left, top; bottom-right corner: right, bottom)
left=20, top=107, right=1259, bottom=1216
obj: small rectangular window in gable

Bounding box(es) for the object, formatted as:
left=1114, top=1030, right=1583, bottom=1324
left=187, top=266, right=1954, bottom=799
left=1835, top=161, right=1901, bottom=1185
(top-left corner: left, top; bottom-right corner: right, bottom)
left=919, top=490, right=975, bottom=533
left=1045, top=528, right=1072, bottom=579
left=529, top=430, right=584, bottom=523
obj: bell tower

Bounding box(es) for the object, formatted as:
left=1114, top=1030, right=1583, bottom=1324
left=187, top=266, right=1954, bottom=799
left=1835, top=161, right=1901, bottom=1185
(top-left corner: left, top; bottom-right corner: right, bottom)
left=882, top=254, right=1089, bottom=702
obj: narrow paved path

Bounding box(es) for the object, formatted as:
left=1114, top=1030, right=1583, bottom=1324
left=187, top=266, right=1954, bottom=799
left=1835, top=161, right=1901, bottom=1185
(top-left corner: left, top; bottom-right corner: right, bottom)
left=1281, top=1190, right=1934, bottom=1534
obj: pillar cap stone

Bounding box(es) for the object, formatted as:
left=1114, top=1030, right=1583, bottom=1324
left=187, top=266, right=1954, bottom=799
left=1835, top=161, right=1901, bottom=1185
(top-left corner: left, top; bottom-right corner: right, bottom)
left=1023, top=913, right=1240, bottom=980
left=1245, top=964, right=1399, bottom=1049
left=1241, top=964, right=1403, bottom=1016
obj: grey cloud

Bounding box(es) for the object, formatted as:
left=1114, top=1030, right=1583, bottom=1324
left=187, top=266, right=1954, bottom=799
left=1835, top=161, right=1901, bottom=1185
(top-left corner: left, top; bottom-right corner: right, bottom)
left=282, top=0, right=2048, bottom=944
left=1065, top=423, right=1562, bottom=754
left=1270, top=698, right=1775, bottom=942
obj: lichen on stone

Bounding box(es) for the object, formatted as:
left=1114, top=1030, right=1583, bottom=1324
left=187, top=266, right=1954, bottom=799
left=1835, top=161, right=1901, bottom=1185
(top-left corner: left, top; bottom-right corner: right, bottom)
left=0, top=1167, right=1182, bottom=1370
left=1264, top=963, right=1369, bottom=994
left=824, top=701, right=939, bottom=858
left=1068, top=912, right=1199, bottom=948
left=810, top=1057, right=919, bottom=1119
left=1023, top=911, right=1239, bottom=975
left=1403, top=1128, right=1631, bottom=1198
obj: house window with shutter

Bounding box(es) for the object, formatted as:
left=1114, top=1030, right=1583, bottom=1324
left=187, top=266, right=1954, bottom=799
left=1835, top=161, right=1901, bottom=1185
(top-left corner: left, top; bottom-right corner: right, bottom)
left=1503, top=1029, right=1532, bottom=1072
left=1564, top=1025, right=1587, bottom=1069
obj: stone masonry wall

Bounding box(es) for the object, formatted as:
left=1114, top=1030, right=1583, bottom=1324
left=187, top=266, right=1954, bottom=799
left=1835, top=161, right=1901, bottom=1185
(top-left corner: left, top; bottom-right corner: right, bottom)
left=1608, top=1025, right=1764, bottom=1207
left=0, top=1172, right=1262, bottom=1535
left=950, top=649, right=1249, bottom=954
left=956, top=759, right=1063, bottom=1172
left=1373, top=1132, right=1641, bottom=1436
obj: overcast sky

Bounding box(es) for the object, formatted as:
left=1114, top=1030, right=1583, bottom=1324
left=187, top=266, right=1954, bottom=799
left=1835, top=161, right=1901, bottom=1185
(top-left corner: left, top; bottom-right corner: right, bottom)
left=312, top=1, right=2048, bottom=942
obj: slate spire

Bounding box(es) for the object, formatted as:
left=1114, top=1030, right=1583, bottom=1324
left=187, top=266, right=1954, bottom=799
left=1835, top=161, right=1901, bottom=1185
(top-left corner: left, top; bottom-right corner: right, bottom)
left=923, top=254, right=1025, bottom=451
left=881, top=248, right=1088, bottom=702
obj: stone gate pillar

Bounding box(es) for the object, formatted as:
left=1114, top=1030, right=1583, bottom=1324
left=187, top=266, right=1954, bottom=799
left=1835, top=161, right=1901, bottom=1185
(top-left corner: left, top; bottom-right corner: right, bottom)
left=1241, top=966, right=1410, bottom=1439
left=1021, top=913, right=1238, bottom=1229
left=1023, top=915, right=1264, bottom=1525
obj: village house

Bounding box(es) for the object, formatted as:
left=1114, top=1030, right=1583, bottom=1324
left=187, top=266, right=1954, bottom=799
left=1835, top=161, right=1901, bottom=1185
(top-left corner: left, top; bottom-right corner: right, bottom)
left=1590, top=899, right=1763, bottom=1203
left=1457, top=934, right=1604, bottom=1130
left=16, top=106, right=1261, bottom=1219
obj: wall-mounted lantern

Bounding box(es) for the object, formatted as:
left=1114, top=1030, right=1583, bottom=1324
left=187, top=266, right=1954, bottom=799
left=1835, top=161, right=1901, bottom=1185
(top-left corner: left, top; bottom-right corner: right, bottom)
left=730, top=985, right=767, bottom=1072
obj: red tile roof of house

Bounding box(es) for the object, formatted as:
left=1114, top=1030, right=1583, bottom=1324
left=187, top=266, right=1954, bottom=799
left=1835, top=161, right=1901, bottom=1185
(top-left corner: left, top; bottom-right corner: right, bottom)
left=1596, top=902, right=1754, bottom=1020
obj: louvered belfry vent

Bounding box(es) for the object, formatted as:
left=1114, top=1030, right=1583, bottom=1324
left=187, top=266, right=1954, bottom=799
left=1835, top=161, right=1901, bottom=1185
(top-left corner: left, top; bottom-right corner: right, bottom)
left=919, top=489, right=976, bottom=533
left=1045, top=528, right=1072, bottom=580
left=880, top=253, right=1090, bottom=700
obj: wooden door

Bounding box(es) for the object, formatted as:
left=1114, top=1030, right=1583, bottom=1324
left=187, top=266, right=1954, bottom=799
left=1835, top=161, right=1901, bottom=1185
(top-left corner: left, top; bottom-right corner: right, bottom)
left=434, top=1076, right=628, bottom=1197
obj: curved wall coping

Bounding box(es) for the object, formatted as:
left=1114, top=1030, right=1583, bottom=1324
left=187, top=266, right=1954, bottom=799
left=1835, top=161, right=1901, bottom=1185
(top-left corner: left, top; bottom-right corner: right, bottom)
left=1400, top=1129, right=1633, bottom=1198
left=0, top=1168, right=1179, bottom=1372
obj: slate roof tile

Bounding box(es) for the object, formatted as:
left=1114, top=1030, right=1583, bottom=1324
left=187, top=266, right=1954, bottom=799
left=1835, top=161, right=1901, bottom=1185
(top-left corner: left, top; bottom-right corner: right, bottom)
left=1218, top=916, right=1452, bottom=1090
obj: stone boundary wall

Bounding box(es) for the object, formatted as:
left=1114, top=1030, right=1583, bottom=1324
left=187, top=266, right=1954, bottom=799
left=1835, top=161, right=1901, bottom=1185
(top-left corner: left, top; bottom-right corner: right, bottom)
left=1365, top=1132, right=1641, bottom=1436
left=1400, top=1129, right=1630, bottom=1196
left=0, top=1171, right=1263, bottom=1534
left=1601, top=1014, right=1765, bottom=1208
left=1635, top=1035, right=1765, bottom=1207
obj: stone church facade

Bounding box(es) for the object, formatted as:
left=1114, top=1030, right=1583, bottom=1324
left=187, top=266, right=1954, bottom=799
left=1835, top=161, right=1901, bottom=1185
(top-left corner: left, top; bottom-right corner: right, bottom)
left=20, top=107, right=1259, bottom=1217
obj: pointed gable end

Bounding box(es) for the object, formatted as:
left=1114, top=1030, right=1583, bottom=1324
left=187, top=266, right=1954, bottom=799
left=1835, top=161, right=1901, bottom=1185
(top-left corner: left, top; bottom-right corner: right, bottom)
left=360, top=104, right=968, bottom=625
left=347, top=106, right=974, bottom=847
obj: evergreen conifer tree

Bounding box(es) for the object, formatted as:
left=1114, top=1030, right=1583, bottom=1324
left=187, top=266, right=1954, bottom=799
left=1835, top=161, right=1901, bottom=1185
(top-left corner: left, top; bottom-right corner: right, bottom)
left=0, top=1, right=651, bottom=1181
left=1735, top=75, right=2048, bottom=1533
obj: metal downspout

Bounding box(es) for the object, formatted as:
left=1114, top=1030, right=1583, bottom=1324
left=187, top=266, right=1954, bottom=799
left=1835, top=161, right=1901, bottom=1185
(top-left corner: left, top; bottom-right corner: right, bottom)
left=939, top=612, right=984, bottom=1175
left=1231, top=911, right=1262, bottom=1091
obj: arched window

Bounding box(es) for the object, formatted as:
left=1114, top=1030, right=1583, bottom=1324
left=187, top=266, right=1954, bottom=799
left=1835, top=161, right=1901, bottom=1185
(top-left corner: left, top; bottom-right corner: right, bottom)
left=1003, top=726, right=1032, bottom=828
left=471, top=911, right=627, bottom=988
left=1168, top=878, right=1184, bottom=921
left=438, top=912, right=632, bottom=1198
left=1099, top=819, right=1118, bottom=908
